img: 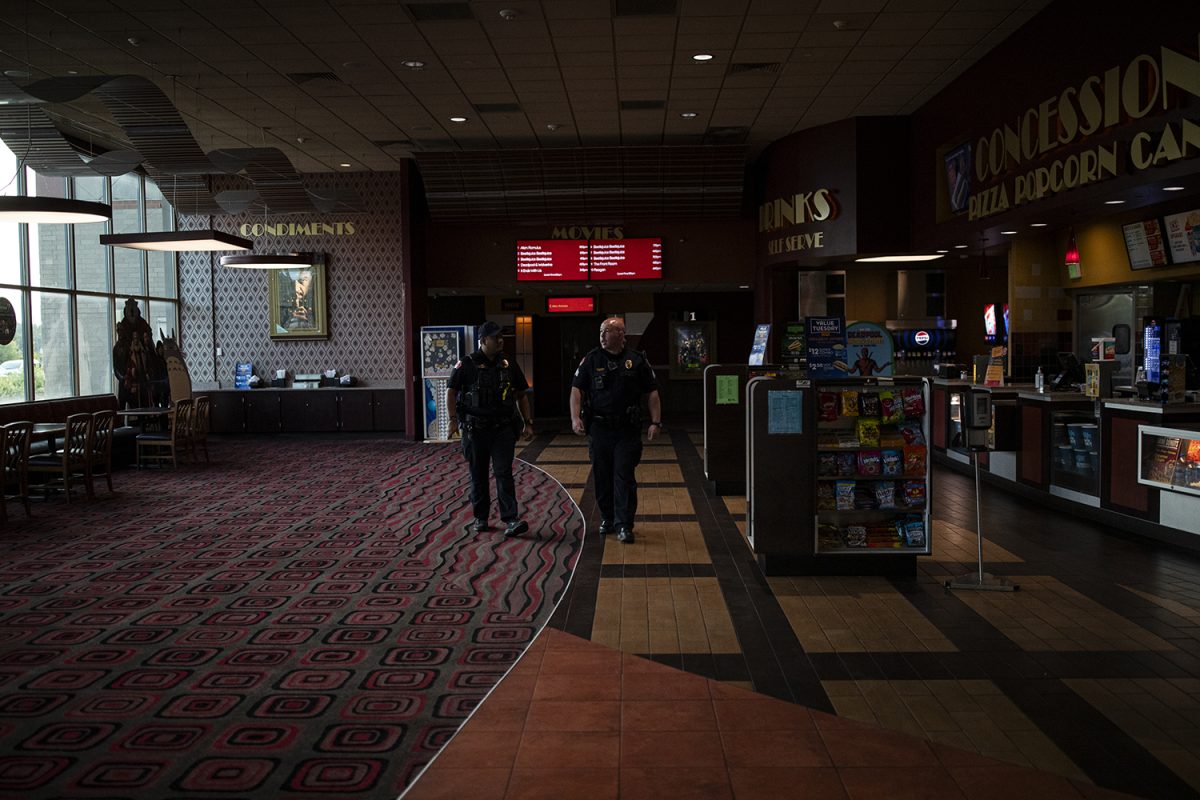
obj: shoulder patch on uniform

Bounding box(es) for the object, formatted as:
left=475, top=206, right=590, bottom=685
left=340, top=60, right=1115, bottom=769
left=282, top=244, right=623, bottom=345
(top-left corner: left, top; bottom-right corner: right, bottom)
left=625, top=359, right=633, bottom=369
left=502, top=359, right=509, bottom=368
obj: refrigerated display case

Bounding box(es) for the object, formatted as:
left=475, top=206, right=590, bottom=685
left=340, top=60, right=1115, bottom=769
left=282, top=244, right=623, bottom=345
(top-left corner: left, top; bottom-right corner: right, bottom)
left=1050, top=410, right=1100, bottom=496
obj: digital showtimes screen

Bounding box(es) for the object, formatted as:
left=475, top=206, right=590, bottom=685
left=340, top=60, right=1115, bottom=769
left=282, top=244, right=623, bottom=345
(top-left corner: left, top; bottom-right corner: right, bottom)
left=588, top=238, right=663, bottom=280
left=516, top=238, right=663, bottom=281
left=516, top=240, right=589, bottom=281
left=546, top=297, right=596, bottom=314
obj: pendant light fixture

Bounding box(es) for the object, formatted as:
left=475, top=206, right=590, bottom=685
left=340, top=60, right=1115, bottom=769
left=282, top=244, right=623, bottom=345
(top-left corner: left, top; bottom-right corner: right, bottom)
left=219, top=252, right=318, bottom=269
left=1064, top=229, right=1082, bottom=279
left=100, top=229, right=252, bottom=251
left=0, top=196, right=113, bottom=224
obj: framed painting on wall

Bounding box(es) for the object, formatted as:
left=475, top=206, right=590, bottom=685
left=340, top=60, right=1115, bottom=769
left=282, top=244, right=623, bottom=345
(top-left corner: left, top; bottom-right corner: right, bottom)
left=669, top=320, right=714, bottom=379
left=269, top=262, right=329, bottom=340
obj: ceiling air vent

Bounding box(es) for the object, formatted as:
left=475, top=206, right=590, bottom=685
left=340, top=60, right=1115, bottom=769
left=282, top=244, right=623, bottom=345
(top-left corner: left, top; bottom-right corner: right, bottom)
left=620, top=100, right=665, bottom=111
left=703, top=126, right=749, bottom=143
left=473, top=103, right=522, bottom=114
left=286, top=72, right=342, bottom=85
left=728, top=62, right=782, bottom=76
left=405, top=2, right=474, bottom=21
left=615, top=0, right=678, bottom=15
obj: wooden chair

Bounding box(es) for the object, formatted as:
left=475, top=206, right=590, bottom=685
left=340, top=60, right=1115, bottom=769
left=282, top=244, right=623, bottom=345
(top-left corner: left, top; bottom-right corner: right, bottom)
left=136, top=398, right=193, bottom=468
left=191, top=395, right=210, bottom=464
left=1, top=421, right=33, bottom=522
left=28, top=413, right=93, bottom=502
left=90, top=410, right=116, bottom=494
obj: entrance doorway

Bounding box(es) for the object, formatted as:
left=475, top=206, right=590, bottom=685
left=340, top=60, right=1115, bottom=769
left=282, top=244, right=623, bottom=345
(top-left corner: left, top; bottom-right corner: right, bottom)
left=530, top=315, right=601, bottom=420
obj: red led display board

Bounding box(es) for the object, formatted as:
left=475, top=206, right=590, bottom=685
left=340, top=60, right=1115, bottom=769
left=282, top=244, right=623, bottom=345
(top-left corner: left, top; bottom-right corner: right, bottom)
left=546, top=296, right=596, bottom=314
left=517, top=240, right=589, bottom=281
left=588, top=238, right=663, bottom=280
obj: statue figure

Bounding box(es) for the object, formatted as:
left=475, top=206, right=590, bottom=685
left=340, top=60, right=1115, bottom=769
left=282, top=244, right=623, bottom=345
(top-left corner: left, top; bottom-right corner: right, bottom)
left=113, top=298, right=167, bottom=407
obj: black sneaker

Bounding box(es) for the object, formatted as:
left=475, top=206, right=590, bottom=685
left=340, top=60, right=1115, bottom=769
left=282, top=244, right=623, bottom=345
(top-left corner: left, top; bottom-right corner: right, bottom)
left=598, top=519, right=613, bottom=536
left=472, top=519, right=492, bottom=533
left=504, top=519, right=529, bottom=538
left=617, top=527, right=634, bottom=544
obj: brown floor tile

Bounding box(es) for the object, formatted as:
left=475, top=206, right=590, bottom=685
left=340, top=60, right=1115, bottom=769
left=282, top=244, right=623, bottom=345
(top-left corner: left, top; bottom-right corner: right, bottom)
left=618, top=767, right=733, bottom=800
left=839, top=766, right=966, bottom=799
left=621, top=699, right=717, bottom=731
left=622, top=668, right=711, bottom=700
left=712, top=697, right=815, bottom=731
left=532, top=672, right=622, bottom=702
left=931, top=742, right=1009, bottom=768
left=727, top=767, right=847, bottom=800
left=947, top=766, right=1086, bottom=799
left=433, top=729, right=523, bottom=770
left=540, top=648, right=623, bottom=675
left=524, top=699, right=621, bottom=732
left=514, top=730, right=620, bottom=770
left=504, top=768, right=618, bottom=800
left=620, top=730, right=725, bottom=768
left=467, top=696, right=531, bottom=732
left=820, top=728, right=939, bottom=768
left=721, top=729, right=832, bottom=768
left=404, top=767, right=511, bottom=800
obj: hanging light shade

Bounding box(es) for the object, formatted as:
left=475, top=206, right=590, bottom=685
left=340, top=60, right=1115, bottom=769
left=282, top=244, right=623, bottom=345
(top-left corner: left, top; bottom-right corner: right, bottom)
left=1064, top=230, right=1080, bottom=268
left=1064, top=229, right=1082, bottom=279
left=0, top=196, right=112, bottom=224
left=219, top=252, right=317, bottom=269
left=100, top=229, right=252, bottom=251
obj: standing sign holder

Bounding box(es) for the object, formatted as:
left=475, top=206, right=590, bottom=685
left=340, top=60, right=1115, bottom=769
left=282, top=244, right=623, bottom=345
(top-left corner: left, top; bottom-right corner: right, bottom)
left=947, top=389, right=1019, bottom=592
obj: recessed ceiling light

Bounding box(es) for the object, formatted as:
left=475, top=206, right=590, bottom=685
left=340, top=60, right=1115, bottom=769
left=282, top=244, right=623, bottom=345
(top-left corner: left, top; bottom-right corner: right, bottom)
left=339, top=163, right=351, bottom=167
left=1001, top=230, right=1017, bottom=235
left=1104, top=199, right=1125, bottom=205
left=954, top=244, right=968, bottom=249
left=402, top=60, right=425, bottom=69
left=1164, top=186, right=1185, bottom=191
left=680, top=111, right=698, bottom=118
left=936, top=249, right=948, bottom=253
left=692, top=53, right=714, bottom=62
left=1030, top=222, right=1047, bottom=227
left=449, top=116, right=467, bottom=123
left=738, top=285, right=750, bottom=289
left=2, top=69, right=31, bottom=78
left=65, top=69, right=78, bottom=75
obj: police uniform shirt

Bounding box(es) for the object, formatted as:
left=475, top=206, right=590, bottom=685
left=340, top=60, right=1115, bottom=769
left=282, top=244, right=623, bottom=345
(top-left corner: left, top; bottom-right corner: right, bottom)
left=448, top=350, right=529, bottom=418
left=571, top=348, right=657, bottom=415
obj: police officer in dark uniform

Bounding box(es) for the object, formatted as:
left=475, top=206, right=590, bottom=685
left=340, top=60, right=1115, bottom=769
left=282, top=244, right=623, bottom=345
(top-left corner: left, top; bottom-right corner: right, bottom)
left=570, top=316, right=662, bottom=544
left=447, top=321, right=534, bottom=537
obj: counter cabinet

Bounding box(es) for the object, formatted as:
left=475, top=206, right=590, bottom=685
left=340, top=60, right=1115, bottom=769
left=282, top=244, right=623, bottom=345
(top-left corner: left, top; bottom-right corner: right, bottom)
left=207, top=388, right=406, bottom=434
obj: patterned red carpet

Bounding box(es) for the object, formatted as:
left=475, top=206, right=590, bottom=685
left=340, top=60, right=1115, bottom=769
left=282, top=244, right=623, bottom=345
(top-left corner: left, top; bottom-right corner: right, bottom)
left=0, top=437, right=583, bottom=798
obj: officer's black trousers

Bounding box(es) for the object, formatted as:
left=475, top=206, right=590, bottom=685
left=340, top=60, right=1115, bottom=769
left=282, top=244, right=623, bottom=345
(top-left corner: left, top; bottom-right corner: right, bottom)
left=589, top=424, right=642, bottom=528
left=462, top=423, right=518, bottom=524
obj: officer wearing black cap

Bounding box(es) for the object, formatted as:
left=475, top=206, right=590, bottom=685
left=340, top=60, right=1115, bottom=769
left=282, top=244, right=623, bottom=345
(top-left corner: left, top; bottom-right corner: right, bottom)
left=447, top=321, right=534, bottom=537
left=570, top=316, right=661, bottom=544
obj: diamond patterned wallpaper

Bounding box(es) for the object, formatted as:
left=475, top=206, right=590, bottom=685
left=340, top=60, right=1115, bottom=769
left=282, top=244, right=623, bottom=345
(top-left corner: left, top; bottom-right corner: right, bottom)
left=179, top=170, right=409, bottom=386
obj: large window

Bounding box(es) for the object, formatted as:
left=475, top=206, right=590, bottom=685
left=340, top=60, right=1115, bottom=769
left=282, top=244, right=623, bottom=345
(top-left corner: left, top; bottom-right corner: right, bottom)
left=0, top=139, right=179, bottom=403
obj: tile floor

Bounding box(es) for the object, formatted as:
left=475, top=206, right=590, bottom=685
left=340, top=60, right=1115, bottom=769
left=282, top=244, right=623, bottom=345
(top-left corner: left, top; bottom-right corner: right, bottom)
left=405, top=426, right=1200, bottom=799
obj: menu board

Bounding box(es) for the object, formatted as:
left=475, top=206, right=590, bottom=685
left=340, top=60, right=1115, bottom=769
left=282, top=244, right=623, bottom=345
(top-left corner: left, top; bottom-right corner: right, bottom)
left=1122, top=219, right=1170, bottom=269
left=589, top=238, right=663, bottom=280
left=1163, top=209, right=1200, bottom=265
left=517, top=240, right=589, bottom=281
